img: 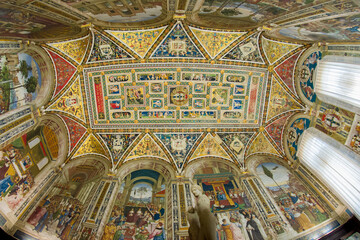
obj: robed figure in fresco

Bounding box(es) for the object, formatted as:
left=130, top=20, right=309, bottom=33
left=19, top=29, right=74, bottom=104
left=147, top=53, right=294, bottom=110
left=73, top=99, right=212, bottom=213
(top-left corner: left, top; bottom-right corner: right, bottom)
left=187, top=185, right=217, bottom=240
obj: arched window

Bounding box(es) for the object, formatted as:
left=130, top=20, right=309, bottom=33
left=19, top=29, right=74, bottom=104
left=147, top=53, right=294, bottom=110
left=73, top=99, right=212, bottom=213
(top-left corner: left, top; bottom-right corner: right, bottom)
left=297, top=127, right=360, bottom=219
left=315, top=55, right=360, bottom=114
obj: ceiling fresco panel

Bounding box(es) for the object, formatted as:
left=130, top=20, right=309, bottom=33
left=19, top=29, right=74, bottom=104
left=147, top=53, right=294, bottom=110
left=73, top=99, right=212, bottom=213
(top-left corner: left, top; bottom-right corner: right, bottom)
left=150, top=22, right=205, bottom=59
left=47, top=77, right=86, bottom=122
left=46, top=49, right=77, bottom=99
left=265, top=112, right=294, bottom=152
left=154, top=133, right=202, bottom=171
left=106, top=26, right=166, bottom=58
left=188, top=133, right=232, bottom=163
left=48, top=35, right=90, bottom=64
left=124, top=133, right=170, bottom=163
left=87, top=29, right=133, bottom=63
left=73, top=133, right=109, bottom=159
left=99, top=133, right=139, bottom=166
left=221, top=32, right=265, bottom=64
left=58, top=114, right=87, bottom=154
left=261, top=36, right=301, bottom=65
left=274, top=50, right=303, bottom=96
left=83, top=64, right=267, bottom=129
left=189, top=27, right=246, bottom=59
left=246, top=132, right=280, bottom=157
left=266, top=76, right=303, bottom=123
left=217, top=132, right=255, bottom=165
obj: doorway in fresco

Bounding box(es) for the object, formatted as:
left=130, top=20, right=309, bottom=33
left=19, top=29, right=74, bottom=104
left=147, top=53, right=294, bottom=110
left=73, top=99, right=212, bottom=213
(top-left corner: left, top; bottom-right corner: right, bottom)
left=102, top=169, right=166, bottom=240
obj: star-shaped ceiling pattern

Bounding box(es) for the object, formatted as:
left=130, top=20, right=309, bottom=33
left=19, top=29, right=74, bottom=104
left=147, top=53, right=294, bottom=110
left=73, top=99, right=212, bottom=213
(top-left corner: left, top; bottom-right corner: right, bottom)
left=44, top=21, right=308, bottom=173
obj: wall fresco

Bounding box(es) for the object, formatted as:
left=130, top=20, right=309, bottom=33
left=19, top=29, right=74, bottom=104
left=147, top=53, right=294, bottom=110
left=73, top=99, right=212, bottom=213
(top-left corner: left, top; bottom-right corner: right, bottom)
left=256, top=162, right=329, bottom=233
left=193, top=172, right=267, bottom=240
left=0, top=6, right=79, bottom=39
left=277, top=14, right=360, bottom=42
left=103, top=170, right=166, bottom=240
left=63, top=0, right=163, bottom=23
left=0, top=128, right=53, bottom=211
left=0, top=52, right=42, bottom=115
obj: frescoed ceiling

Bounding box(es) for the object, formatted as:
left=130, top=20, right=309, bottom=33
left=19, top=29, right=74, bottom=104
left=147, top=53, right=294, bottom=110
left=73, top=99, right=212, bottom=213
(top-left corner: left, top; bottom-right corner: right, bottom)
left=42, top=20, right=308, bottom=173
left=1, top=0, right=359, bottom=41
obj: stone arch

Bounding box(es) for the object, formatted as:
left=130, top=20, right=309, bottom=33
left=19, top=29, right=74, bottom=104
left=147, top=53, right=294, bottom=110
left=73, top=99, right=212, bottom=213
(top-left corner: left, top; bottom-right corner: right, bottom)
left=63, top=155, right=109, bottom=183
left=117, top=157, right=176, bottom=182
left=36, top=113, right=69, bottom=167
left=21, top=45, right=55, bottom=109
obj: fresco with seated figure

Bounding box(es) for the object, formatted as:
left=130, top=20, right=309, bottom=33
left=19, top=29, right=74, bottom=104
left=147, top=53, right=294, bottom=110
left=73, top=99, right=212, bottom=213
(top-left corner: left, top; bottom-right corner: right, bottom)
left=103, top=177, right=166, bottom=239
left=194, top=172, right=269, bottom=240
left=0, top=127, right=55, bottom=211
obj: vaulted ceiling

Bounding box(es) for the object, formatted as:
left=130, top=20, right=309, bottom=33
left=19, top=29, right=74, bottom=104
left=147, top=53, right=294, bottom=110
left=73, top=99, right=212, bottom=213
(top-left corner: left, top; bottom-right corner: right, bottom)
left=41, top=20, right=308, bottom=174
left=1, top=0, right=359, bottom=176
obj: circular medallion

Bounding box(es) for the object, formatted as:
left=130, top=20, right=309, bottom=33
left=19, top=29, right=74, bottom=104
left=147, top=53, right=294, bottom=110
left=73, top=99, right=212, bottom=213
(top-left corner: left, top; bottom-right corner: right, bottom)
left=321, top=109, right=343, bottom=132
left=170, top=86, right=189, bottom=106
left=299, top=66, right=311, bottom=83
left=287, top=127, right=298, bottom=144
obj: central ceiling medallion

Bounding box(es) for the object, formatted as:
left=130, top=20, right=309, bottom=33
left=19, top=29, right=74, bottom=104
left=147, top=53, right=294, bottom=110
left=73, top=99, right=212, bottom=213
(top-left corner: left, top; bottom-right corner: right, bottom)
left=170, top=86, right=189, bottom=106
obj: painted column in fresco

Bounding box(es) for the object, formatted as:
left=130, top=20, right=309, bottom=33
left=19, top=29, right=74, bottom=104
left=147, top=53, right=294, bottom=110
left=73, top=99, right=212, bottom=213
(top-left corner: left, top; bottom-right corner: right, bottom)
left=78, top=177, right=117, bottom=239
left=77, top=180, right=106, bottom=239
left=242, top=176, right=296, bottom=239
left=0, top=106, right=37, bottom=148
left=95, top=176, right=120, bottom=239
left=169, top=178, right=193, bottom=240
